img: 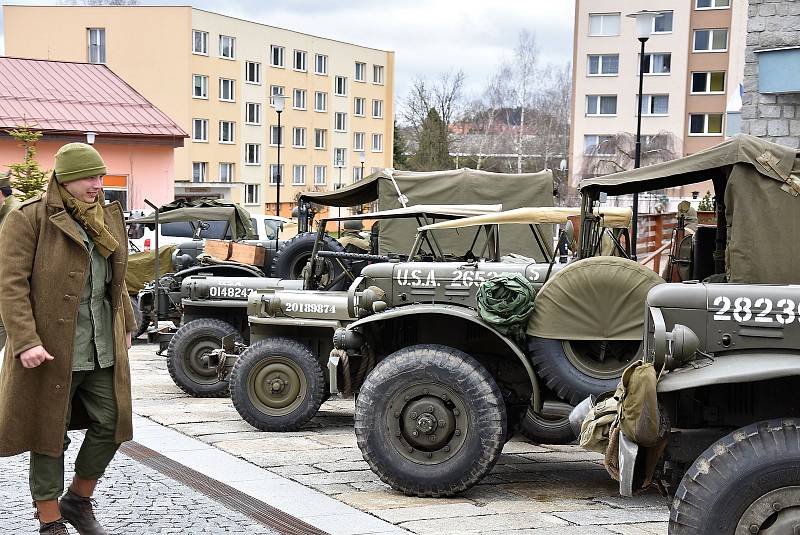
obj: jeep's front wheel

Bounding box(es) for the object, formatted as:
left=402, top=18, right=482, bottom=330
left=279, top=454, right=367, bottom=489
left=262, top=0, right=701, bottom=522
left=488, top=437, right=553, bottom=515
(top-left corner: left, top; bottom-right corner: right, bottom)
left=166, top=319, right=242, bottom=397
left=355, top=344, right=507, bottom=497
left=230, top=338, right=325, bottom=431
left=670, top=419, right=800, bottom=534
left=528, top=337, right=640, bottom=406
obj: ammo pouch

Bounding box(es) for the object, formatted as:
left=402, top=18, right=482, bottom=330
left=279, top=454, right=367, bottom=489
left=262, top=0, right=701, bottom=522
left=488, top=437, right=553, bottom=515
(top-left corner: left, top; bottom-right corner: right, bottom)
left=579, top=389, right=621, bottom=454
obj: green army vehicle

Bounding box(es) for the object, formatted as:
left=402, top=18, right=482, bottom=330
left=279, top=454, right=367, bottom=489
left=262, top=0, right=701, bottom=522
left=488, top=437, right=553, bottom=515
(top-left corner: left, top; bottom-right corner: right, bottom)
left=171, top=205, right=502, bottom=397
left=579, top=135, right=800, bottom=534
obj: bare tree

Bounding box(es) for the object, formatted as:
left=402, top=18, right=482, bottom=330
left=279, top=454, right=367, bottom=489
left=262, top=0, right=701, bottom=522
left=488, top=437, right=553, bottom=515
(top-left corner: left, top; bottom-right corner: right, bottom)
left=402, top=70, right=466, bottom=142
left=502, top=31, right=539, bottom=173
left=581, top=131, right=681, bottom=178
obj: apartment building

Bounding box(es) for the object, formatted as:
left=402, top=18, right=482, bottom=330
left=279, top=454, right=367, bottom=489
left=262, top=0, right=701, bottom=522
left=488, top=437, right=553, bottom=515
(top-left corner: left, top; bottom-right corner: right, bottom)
left=3, top=5, right=395, bottom=216
left=569, top=0, right=746, bottom=195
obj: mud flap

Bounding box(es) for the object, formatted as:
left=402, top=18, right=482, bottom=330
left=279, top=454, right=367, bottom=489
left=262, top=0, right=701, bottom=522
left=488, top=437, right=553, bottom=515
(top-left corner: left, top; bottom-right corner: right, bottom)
left=618, top=431, right=638, bottom=497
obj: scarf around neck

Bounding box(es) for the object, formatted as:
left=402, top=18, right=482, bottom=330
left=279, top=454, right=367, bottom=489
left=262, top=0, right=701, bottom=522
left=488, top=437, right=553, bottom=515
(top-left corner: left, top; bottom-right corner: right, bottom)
left=57, top=183, right=118, bottom=258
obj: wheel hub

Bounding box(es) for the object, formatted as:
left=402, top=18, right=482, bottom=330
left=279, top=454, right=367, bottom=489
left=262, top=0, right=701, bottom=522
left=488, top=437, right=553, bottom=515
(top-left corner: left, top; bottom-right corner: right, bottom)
left=247, top=357, right=306, bottom=416
left=185, top=338, right=223, bottom=383
left=738, top=486, right=800, bottom=534
left=386, top=382, right=468, bottom=465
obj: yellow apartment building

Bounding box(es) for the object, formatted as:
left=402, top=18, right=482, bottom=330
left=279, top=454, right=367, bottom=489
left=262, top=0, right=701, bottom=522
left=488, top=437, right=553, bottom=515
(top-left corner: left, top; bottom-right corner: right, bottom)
left=3, top=5, right=395, bottom=216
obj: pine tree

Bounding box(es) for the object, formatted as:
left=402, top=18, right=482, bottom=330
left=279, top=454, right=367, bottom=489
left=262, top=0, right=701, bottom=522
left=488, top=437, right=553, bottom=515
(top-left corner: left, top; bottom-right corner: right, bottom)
left=410, top=108, right=451, bottom=171
left=392, top=120, right=409, bottom=170
left=6, top=127, right=49, bottom=201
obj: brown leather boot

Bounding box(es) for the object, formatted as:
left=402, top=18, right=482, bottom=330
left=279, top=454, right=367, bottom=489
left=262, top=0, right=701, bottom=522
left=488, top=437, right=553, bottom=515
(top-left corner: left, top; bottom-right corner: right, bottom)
left=59, top=490, right=107, bottom=535
left=38, top=519, right=70, bottom=534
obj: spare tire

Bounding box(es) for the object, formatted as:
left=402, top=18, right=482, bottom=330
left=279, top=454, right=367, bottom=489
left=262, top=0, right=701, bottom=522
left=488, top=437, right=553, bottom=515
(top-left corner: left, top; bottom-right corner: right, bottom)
left=272, top=232, right=349, bottom=290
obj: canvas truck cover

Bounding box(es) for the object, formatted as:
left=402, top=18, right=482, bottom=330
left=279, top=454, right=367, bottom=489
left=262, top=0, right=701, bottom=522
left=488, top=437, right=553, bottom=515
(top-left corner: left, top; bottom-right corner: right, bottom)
left=125, top=244, right=176, bottom=295
left=300, top=168, right=555, bottom=259
left=129, top=199, right=257, bottom=241
left=579, top=135, right=800, bottom=284
left=417, top=207, right=632, bottom=230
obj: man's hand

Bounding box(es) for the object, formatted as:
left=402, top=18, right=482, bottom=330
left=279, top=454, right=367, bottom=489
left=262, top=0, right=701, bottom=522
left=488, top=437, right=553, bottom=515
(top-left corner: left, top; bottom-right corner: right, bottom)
left=126, top=331, right=133, bottom=349
left=20, top=345, right=54, bottom=368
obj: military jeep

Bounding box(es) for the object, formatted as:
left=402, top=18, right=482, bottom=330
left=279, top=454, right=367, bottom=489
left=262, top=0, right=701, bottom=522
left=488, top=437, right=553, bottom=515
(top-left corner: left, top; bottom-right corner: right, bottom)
left=579, top=135, right=800, bottom=534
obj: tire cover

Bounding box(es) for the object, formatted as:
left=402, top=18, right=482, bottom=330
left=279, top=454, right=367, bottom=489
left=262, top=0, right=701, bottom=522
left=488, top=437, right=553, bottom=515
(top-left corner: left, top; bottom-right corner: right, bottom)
left=526, top=257, right=663, bottom=341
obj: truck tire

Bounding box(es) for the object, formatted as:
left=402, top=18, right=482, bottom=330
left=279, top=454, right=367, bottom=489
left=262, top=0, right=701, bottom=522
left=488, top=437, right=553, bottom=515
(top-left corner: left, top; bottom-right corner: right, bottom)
left=130, top=297, right=148, bottom=339
left=355, top=344, right=507, bottom=497
left=519, top=401, right=576, bottom=445
left=670, top=419, right=800, bottom=535
left=527, top=336, right=640, bottom=406
left=229, top=337, right=325, bottom=431
left=166, top=319, right=242, bottom=398
left=271, top=232, right=349, bottom=290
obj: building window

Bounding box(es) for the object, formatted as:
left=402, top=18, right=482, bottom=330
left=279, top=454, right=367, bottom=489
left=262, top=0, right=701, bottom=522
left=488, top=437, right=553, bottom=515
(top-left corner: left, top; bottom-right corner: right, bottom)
left=219, top=35, right=235, bottom=59
left=586, top=95, right=617, bottom=116
left=293, top=50, right=307, bottom=71
left=87, top=28, right=105, bottom=64
left=691, top=71, right=726, bottom=94
left=245, top=143, right=261, bottom=165
left=293, top=89, right=307, bottom=110
left=693, top=29, right=728, bottom=52
left=584, top=135, right=615, bottom=156
left=335, top=112, right=347, bottom=132
left=192, top=30, right=208, bottom=55
left=355, top=62, right=366, bottom=82
left=245, top=61, right=261, bottom=84
left=653, top=11, right=673, bottom=33
left=292, top=165, right=306, bottom=185
left=192, top=119, right=208, bottom=142
left=192, top=162, right=207, bottom=183
left=314, top=165, right=326, bottom=185
left=335, top=76, right=347, bottom=96
left=373, top=65, right=384, bottom=85
left=354, top=132, right=365, bottom=151
left=269, top=164, right=284, bottom=185
left=637, top=95, right=670, bottom=116
left=270, top=45, right=285, bottom=67
left=334, top=148, right=346, bottom=167
left=192, top=74, right=208, bottom=98
left=245, top=184, right=259, bottom=204
left=270, top=125, right=283, bottom=146
left=689, top=113, right=723, bottom=135
left=354, top=97, right=365, bottom=116
left=588, top=13, right=620, bottom=36
left=269, top=85, right=285, bottom=105
left=588, top=54, right=619, bottom=76
left=641, top=53, right=671, bottom=74
left=371, top=134, right=383, bottom=152
left=353, top=167, right=363, bottom=182
left=372, top=100, right=384, bottom=119
left=314, top=91, right=327, bottom=112
left=315, top=54, right=328, bottom=75
left=245, top=102, right=261, bottom=125
left=219, top=162, right=234, bottom=183
left=292, top=127, right=306, bottom=148
left=696, top=0, right=730, bottom=9
left=219, top=78, right=235, bottom=102
left=314, top=129, right=327, bottom=149
left=219, top=121, right=235, bottom=144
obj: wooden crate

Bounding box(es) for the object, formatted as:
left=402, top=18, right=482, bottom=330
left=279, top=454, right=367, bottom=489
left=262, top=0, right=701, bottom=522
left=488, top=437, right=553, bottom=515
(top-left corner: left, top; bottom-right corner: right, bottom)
left=205, top=239, right=265, bottom=266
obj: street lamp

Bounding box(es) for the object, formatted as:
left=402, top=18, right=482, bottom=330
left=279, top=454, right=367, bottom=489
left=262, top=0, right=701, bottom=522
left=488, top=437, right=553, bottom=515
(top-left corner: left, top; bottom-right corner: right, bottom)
left=626, top=9, right=661, bottom=260
left=335, top=153, right=344, bottom=234
left=358, top=151, right=366, bottom=180
left=271, top=94, right=287, bottom=219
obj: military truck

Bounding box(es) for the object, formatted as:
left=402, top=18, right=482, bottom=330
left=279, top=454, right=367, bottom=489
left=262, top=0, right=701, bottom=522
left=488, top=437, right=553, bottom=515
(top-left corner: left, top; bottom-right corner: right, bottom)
left=170, top=205, right=503, bottom=397
left=578, top=135, right=800, bottom=534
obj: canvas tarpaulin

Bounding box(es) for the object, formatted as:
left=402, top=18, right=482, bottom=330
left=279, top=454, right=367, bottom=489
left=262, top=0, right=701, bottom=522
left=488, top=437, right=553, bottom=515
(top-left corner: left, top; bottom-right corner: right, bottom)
left=579, top=135, right=800, bottom=284
left=527, top=257, right=664, bottom=341
left=125, top=245, right=176, bottom=295
left=129, top=199, right=257, bottom=240
left=302, top=168, right=555, bottom=259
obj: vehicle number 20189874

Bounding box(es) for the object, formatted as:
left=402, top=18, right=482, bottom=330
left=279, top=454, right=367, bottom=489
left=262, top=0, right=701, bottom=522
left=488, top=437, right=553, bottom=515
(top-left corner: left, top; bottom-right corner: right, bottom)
left=712, top=296, right=800, bottom=324
left=284, top=302, right=336, bottom=314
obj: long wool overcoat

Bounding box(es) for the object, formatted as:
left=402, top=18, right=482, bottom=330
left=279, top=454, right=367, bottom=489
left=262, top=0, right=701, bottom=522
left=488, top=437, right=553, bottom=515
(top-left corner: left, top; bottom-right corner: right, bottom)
left=0, top=179, right=135, bottom=457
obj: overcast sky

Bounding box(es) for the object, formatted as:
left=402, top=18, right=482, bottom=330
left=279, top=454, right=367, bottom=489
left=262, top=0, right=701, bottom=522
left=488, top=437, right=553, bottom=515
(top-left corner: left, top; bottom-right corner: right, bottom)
left=0, top=0, right=575, bottom=104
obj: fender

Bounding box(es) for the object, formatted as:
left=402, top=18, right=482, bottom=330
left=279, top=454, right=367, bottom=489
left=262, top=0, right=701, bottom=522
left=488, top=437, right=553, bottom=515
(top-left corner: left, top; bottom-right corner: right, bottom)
left=347, top=304, right=542, bottom=412
left=174, top=263, right=264, bottom=279
left=658, top=351, right=800, bottom=393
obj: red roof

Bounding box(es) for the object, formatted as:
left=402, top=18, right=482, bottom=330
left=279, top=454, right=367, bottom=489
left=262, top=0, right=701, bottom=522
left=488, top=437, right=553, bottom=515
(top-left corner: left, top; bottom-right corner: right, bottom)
left=0, top=57, right=187, bottom=138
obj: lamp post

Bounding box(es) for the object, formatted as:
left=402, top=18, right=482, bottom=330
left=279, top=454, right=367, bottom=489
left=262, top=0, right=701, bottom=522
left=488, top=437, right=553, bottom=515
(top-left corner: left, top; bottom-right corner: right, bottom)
left=626, top=9, right=660, bottom=260
left=358, top=151, right=365, bottom=180
left=335, top=154, right=344, bottom=235
left=271, top=94, right=287, bottom=219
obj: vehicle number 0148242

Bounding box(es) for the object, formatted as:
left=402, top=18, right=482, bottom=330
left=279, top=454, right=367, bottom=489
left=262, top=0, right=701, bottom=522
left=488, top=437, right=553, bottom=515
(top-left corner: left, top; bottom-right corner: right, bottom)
left=712, top=296, right=799, bottom=324
left=284, top=302, right=336, bottom=314
left=209, top=286, right=249, bottom=298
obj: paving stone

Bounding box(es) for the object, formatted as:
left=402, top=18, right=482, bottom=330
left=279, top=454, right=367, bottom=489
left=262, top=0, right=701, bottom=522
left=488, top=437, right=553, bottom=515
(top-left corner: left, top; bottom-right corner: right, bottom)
left=606, top=522, right=669, bottom=535
left=314, top=460, right=372, bottom=472
left=269, top=464, right=326, bottom=476
left=375, top=502, right=489, bottom=522
left=215, top=436, right=328, bottom=455
left=594, top=491, right=670, bottom=509
left=337, top=490, right=472, bottom=511
left=501, top=440, right=553, bottom=454
left=399, top=511, right=568, bottom=534
left=307, top=433, right=360, bottom=448
left=293, top=470, right=380, bottom=485
left=553, top=508, right=670, bottom=525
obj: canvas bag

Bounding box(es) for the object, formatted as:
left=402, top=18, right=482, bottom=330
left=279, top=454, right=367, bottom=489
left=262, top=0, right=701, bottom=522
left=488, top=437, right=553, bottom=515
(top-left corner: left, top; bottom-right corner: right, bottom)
left=616, top=360, right=661, bottom=447
left=579, top=389, right=621, bottom=454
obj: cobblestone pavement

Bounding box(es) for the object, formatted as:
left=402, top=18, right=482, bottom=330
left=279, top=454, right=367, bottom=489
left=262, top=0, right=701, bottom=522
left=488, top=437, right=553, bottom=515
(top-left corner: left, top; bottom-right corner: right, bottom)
left=130, top=342, right=670, bottom=535
left=0, top=432, right=277, bottom=535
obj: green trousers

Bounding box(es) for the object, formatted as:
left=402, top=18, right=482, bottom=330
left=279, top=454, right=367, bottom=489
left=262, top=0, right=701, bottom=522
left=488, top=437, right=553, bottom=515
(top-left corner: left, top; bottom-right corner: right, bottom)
left=29, top=366, right=119, bottom=501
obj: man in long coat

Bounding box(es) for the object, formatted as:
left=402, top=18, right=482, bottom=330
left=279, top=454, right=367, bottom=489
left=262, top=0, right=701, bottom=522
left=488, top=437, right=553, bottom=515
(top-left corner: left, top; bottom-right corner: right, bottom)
left=0, top=172, right=21, bottom=351
left=0, top=143, right=136, bottom=535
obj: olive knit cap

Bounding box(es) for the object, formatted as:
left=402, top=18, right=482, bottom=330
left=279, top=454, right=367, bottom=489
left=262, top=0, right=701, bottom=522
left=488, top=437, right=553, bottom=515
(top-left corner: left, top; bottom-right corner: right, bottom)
left=54, top=142, right=107, bottom=184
